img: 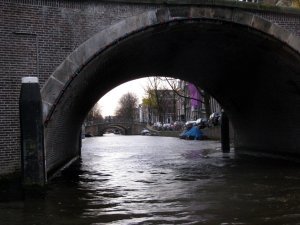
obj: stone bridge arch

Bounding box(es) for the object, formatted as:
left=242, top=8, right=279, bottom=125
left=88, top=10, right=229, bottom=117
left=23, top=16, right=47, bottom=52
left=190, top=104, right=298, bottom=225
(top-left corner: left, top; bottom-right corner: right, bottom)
left=85, top=122, right=146, bottom=136
left=41, top=6, right=300, bottom=173
left=98, top=125, right=128, bottom=136
left=85, top=123, right=128, bottom=136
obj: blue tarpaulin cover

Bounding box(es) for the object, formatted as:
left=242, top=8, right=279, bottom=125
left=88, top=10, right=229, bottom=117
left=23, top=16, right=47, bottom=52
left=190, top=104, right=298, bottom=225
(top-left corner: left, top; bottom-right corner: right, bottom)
left=180, top=126, right=203, bottom=140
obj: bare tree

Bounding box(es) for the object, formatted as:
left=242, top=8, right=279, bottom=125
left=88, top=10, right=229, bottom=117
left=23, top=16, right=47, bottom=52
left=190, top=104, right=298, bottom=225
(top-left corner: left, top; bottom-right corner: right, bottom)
left=115, top=92, right=138, bottom=122
left=142, top=77, right=176, bottom=123
left=86, top=102, right=103, bottom=123
left=161, top=77, right=212, bottom=118
left=144, top=77, right=163, bottom=122
left=142, top=76, right=213, bottom=122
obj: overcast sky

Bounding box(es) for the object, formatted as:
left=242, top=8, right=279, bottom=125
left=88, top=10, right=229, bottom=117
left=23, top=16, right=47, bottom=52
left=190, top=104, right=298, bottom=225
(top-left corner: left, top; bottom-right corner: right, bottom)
left=98, top=78, right=149, bottom=117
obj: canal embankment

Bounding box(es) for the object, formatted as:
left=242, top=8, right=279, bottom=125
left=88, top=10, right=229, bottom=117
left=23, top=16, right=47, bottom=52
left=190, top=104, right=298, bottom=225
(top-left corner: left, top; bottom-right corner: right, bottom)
left=146, top=124, right=234, bottom=141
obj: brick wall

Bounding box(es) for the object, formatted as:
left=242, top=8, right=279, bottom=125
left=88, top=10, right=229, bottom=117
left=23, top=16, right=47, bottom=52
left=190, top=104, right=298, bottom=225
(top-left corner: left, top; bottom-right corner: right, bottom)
left=254, top=10, right=300, bottom=37
left=0, top=0, right=299, bottom=176
left=0, top=0, right=155, bottom=176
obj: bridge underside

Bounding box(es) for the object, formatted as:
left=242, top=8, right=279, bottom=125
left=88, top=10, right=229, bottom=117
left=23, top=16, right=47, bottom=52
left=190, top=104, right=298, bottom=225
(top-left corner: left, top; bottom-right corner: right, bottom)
left=100, top=126, right=127, bottom=136
left=43, top=10, right=300, bottom=173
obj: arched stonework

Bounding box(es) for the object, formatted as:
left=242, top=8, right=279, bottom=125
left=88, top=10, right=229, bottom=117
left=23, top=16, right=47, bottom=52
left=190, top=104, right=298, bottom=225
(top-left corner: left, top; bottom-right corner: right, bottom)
left=41, top=7, right=300, bottom=173
left=41, top=7, right=300, bottom=121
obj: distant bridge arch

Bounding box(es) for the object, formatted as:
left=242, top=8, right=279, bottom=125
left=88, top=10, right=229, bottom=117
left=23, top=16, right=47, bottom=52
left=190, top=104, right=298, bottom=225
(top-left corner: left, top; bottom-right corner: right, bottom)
left=85, top=122, right=146, bottom=136
left=41, top=6, right=300, bottom=173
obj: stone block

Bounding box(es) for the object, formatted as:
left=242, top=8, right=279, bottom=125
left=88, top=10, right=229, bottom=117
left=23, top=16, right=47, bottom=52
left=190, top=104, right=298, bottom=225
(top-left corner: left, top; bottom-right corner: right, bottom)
left=269, top=23, right=292, bottom=43
left=251, top=16, right=273, bottom=33
left=288, top=34, right=300, bottom=54
left=41, top=77, right=64, bottom=106
left=156, top=8, right=171, bottom=23
left=232, top=10, right=254, bottom=27
left=52, top=58, right=78, bottom=84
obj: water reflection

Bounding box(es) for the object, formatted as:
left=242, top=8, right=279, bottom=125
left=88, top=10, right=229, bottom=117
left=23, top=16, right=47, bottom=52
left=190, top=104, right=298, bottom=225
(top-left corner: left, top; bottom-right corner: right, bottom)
left=1, top=134, right=300, bottom=224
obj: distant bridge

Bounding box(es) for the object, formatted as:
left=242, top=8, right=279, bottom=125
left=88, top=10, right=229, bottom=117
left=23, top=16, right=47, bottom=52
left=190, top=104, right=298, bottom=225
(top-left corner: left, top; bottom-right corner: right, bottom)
left=85, top=121, right=147, bottom=136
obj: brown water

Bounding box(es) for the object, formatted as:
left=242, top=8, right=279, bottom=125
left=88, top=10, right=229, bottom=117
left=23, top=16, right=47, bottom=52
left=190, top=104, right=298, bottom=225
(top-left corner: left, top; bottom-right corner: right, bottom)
left=1, top=134, right=300, bottom=225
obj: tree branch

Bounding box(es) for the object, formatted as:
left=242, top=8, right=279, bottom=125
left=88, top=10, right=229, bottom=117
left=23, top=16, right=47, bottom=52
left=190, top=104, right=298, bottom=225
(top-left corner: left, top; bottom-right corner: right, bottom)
left=163, top=77, right=204, bottom=104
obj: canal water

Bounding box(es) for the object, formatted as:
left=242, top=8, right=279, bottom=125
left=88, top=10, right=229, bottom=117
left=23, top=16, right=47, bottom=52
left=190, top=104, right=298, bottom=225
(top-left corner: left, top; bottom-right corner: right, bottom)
left=1, top=134, right=300, bottom=225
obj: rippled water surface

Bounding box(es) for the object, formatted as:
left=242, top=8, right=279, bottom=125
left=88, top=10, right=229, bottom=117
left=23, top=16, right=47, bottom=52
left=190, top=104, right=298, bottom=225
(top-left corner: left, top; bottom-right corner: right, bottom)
left=1, top=134, right=300, bottom=225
